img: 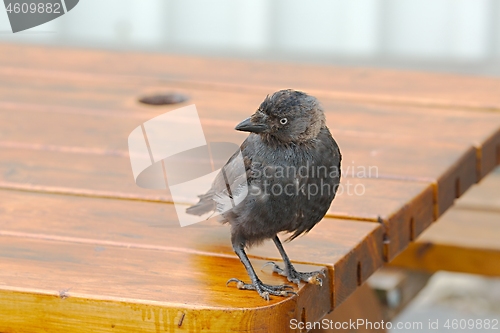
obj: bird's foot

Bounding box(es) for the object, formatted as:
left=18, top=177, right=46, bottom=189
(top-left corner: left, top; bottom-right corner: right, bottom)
left=263, top=262, right=326, bottom=286
left=226, top=278, right=296, bottom=301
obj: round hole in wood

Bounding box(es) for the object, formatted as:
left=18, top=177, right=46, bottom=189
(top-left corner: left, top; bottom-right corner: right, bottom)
left=139, top=93, right=189, bottom=106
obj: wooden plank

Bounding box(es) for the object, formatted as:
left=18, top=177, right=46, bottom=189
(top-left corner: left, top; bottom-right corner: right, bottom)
left=0, top=235, right=329, bottom=333
left=0, top=94, right=487, bottom=186
left=1, top=70, right=500, bottom=177
left=2, top=44, right=500, bottom=111
left=310, top=283, right=387, bottom=333
left=366, top=268, right=432, bottom=320
left=455, top=166, right=500, bottom=212
left=0, top=81, right=486, bottom=198
left=0, top=68, right=496, bottom=183
left=391, top=165, right=500, bottom=276
left=0, top=190, right=384, bottom=307
left=389, top=208, right=500, bottom=276
left=324, top=103, right=500, bottom=180
left=338, top=136, right=477, bottom=218
left=0, top=146, right=432, bottom=261
left=0, top=43, right=498, bottom=331
left=1, top=68, right=494, bottom=260
left=1, top=68, right=496, bottom=180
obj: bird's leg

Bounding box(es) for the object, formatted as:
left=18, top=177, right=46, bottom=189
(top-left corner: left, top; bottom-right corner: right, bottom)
left=265, top=235, right=326, bottom=286
left=227, top=241, right=296, bottom=300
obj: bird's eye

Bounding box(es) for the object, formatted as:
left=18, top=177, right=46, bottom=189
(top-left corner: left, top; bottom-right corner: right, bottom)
left=280, top=118, right=288, bottom=125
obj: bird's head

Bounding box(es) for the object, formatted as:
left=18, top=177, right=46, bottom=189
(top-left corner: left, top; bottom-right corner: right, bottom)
left=235, top=89, right=326, bottom=143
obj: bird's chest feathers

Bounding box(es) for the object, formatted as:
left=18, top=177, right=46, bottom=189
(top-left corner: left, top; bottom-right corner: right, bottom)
left=246, top=138, right=335, bottom=186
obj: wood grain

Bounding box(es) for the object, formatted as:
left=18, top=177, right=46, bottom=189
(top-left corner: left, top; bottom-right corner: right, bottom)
left=0, top=68, right=496, bottom=187
left=0, top=190, right=384, bottom=308
left=0, top=146, right=432, bottom=261
left=0, top=67, right=497, bottom=215
left=390, top=208, right=500, bottom=276
left=1, top=69, right=500, bottom=182
left=391, top=165, right=500, bottom=277
left=0, top=235, right=330, bottom=333
left=455, top=167, right=500, bottom=212
left=0, top=78, right=491, bottom=261
left=0, top=43, right=498, bottom=331
left=2, top=44, right=500, bottom=111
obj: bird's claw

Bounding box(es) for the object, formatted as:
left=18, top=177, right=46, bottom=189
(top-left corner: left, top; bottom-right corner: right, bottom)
left=226, top=278, right=246, bottom=289
left=261, top=261, right=284, bottom=273
left=263, top=261, right=326, bottom=287
left=261, top=261, right=275, bottom=269
left=306, top=274, right=324, bottom=286
left=226, top=278, right=296, bottom=300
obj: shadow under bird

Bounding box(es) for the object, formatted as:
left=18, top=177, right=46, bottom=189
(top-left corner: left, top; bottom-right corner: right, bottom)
left=187, top=89, right=341, bottom=300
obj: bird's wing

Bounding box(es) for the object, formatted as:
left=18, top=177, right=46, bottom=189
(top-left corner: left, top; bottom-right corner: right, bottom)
left=185, top=139, right=252, bottom=216
left=286, top=133, right=342, bottom=241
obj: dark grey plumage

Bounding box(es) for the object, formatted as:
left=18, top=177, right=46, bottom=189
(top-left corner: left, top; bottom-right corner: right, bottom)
left=187, top=89, right=341, bottom=300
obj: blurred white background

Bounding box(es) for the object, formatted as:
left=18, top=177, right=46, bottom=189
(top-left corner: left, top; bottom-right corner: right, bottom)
left=1, top=0, right=500, bottom=76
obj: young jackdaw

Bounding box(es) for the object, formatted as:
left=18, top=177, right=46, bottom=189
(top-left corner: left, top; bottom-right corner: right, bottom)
left=187, top=89, right=341, bottom=300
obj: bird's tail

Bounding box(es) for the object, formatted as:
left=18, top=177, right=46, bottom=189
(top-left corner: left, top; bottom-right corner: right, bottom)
left=185, top=192, right=216, bottom=216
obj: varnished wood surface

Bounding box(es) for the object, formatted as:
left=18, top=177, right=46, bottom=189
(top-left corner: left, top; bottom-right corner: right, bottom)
left=310, top=283, right=387, bottom=333
left=390, top=167, right=500, bottom=276
left=0, top=190, right=384, bottom=308
left=0, top=236, right=330, bottom=333
left=0, top=145, right=433, bottom=260
left=2, top=44, right=500, bottom=111
left=0, top=189, right=383, bottom=331
left=455, top=167, right=500, bottom=212
left=1, top=67, right=499, bottom=182
left=0, top=44, right=499, bottom=332
left=1, top=67, right=499, bottom=258
left=390, top=209, right=500, bottom=276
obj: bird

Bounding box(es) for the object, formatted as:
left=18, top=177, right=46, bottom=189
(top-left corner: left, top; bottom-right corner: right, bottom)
left=186, top=89, right=341, bottom=300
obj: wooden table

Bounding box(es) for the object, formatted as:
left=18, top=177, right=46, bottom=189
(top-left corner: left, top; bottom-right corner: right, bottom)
left=0, top=44, right=499, bottom=332
left=390, top=166, right=500, bottom=277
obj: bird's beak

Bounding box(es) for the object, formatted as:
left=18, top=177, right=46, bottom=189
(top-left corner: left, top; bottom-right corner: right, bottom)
left=235, top=117, right=268, bottom=133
